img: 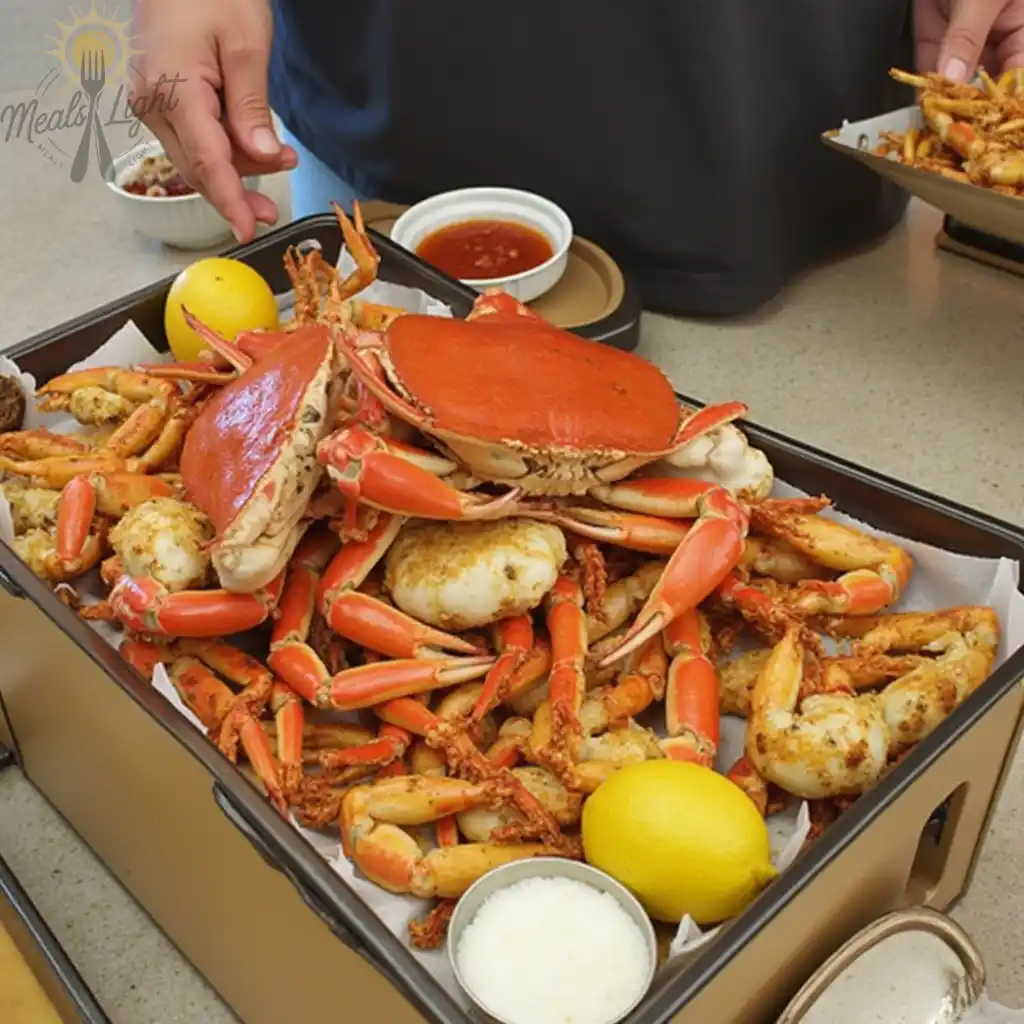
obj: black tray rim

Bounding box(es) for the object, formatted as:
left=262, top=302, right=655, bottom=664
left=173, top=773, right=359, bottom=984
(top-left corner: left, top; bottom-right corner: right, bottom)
left=0, top=850, right=113, bottom=1023
left=3, top=216, right=1024, bottom=1024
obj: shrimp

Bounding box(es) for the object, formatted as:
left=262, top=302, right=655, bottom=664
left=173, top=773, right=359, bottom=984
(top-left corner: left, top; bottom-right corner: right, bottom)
left=748, top=606, right=1002, bottom=801
left=825, top=606, right=1000, bottom=752
left=745, top=626, right=890, bottom=800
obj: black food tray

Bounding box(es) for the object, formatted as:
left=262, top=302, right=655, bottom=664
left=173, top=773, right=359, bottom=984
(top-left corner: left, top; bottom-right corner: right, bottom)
left=3, top=216, right=1024, bottom=1024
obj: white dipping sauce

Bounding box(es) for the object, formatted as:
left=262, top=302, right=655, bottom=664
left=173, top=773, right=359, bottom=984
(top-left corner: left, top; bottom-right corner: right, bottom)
left=455, top=876, right=651, bottom=1024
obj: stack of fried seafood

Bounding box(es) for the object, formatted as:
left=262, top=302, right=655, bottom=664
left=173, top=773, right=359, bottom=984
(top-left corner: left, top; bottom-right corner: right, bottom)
left=0, top=203, right=1002, bottom=948
left=874, top=66, right=1024, bottom=194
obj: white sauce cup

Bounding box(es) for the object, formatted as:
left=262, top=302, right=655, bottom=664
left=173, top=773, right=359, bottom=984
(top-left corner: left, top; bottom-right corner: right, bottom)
left=390, top=186, right=573, bottom=302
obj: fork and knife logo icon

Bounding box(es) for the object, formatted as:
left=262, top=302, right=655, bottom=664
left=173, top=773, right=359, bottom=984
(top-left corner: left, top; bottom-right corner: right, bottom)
left=71, top=47, right=114, bottom=183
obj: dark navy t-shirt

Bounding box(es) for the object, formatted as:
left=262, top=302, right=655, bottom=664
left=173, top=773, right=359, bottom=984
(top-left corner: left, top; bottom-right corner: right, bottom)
left=268, top=1, right=915, bottom=315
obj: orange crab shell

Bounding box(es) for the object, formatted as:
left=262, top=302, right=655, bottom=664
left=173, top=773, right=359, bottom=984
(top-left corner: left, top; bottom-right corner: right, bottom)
left=180, top=325, right=334, bottom=534
left=379, top=312, right=682, bottom=454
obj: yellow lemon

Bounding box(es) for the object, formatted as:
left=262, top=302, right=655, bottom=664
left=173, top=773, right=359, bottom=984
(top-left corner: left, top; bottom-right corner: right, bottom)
left=581, top=760, right=777, bottom=926
left=164, top=258, right=279, bottom=363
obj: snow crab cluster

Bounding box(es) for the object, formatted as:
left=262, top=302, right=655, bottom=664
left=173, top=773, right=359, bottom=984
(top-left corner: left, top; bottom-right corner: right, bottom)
left=0, top=202, right=1002, bottom=947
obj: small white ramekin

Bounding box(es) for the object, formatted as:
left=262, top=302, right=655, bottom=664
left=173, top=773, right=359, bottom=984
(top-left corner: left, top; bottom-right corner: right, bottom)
left=390, top=186, right=573, bottom=302
left=104, top=139, right=261, bottom=250
left=447, top=857, right=658, bottom=1024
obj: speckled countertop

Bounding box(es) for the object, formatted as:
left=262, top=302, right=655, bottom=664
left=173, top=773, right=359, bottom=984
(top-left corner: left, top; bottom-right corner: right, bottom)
left=1, top=84, right=1023, bottom=1024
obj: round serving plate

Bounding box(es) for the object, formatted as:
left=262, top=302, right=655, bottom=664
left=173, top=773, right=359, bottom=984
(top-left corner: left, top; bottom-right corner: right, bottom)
left=359, top=200, right=642, bottom=351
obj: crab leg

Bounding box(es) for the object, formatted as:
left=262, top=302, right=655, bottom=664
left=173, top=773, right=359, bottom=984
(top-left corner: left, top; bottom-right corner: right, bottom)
left=330, top=201, right=381, bottom=301
left=268, top=681, right=306, bottom=798
left=750, top=506, right=913, bottom=616
left=660, top=609, right=719, bottom=765
left=0, top=429, right=93, bottom=461
left=265, top=526, right=344, bottom=702
left=57, top=471, right=177, bottom=561
left=469, top=615, right=535, bottom=723
left=725, top=755, right=771, bottom=816
left=317, top=513, right=482, bottom=658
left=552, top=507, right=693, bottom=555
left=599, top=485, right=749, bottom=668
left=108, top=572, right=282, bottom=637
left=575, top=632, right=665, bottom=738
left=531, top=576, right=589, bottom=781
left=320, top=655, right=495, bottom=712
left=341, top=778, right=564, bottom=899
left=374, top=697, right=568, bottom=846
left=120, top=638, right=168, bottom=680
left=0, top=453, right=125, bottom=488
left=36, top=368, right=178, bottom=412
left=167, top=654, right=287, bottom=813
left=175, top=638, right=276, bottom=756
left=318, top=424, right=520, bottom=521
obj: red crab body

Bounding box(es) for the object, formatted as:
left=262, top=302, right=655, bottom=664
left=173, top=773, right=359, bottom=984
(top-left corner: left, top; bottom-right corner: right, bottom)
left=180, top=324, right=337, bottom=593
left=315, top=290, right=770, bottom=677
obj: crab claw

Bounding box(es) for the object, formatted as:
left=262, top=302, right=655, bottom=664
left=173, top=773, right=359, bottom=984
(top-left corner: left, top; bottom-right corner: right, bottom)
left=109, top=573, right=282, bottom=637
left=322, top=655, right=495, bottom=712
left=315, top=512, right=484, bottom=658
left=599, top=486, right=748, bottom=668
left=318, top=424, right=520, bottom=521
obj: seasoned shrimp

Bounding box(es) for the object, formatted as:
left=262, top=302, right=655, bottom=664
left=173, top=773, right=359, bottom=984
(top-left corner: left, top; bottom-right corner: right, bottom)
left=826, top=606, right=1000, bottom=751
left=745, top=626, right=890, bottom=800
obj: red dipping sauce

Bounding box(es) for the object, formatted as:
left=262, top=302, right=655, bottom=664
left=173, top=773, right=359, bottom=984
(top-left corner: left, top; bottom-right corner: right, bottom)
left=415, top=218, right=555, bottom=280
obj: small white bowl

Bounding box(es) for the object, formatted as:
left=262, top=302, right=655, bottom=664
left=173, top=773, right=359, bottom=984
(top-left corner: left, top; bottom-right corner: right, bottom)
left=390, top=186, right=573, bottom=302
left=447, top=857, right=658, bottom=1024
left=104, top=139, right=261, bottom=250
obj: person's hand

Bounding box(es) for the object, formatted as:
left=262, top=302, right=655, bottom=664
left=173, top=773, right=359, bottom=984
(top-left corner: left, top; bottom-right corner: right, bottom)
left=915, top=0, right=1024, bottom=82
left=131, top=0, right=297, bottom=242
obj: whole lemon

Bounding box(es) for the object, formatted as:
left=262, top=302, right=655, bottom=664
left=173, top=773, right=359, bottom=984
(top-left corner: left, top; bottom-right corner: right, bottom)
left=164, top=258, right=279, bottom=363
left=582, top=760, right=777, bottom=925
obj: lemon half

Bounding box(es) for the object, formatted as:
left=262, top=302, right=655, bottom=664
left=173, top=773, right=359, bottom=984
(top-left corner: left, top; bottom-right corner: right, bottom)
left=581, top=760, right=777, bottom=925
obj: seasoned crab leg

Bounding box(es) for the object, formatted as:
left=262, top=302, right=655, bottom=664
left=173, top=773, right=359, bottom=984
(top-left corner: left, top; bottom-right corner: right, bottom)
left=0, top=453, right=126, bottom=488
left=576, top=632, right=666, bottom=736
left=36, top=367, right=177, bottom=415
left=107, top=572, right=283, bottom=636
left=551, top=507, right=693, bottom=555
left=750, top=505, right=913, bottom=616
left=0, top=429, right=93, bottom=461
left=124, top=639, right=287, bottom=813
left=174, top=639, right=275, bottom=757
left=660, top=608, right=720, bottom=765
left=532, top=576, right=589, bottom=779
left=745, top=626, right=891, bottom=800
left=317, top=514, right=482, bottom=658
left=341, top=776, right=568, bottom=899
left=56, top=471, right=178, bottom=561
left=598, top=483, right=749, bottom=667
left=318, top=656, right=495, bottom=712
left=469, top=615, right=535, bottom=723
left=374, top=697, right=568, bottom=846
